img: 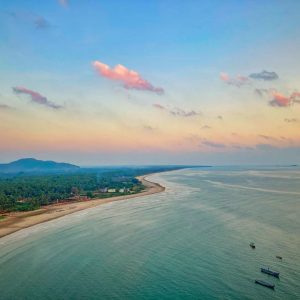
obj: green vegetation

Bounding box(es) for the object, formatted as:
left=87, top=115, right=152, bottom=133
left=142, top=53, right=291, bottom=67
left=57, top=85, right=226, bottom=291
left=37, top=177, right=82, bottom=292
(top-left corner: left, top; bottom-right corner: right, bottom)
left=0, top=172, right=142, bottom=212
left=0, top=166, right=189, bottom=212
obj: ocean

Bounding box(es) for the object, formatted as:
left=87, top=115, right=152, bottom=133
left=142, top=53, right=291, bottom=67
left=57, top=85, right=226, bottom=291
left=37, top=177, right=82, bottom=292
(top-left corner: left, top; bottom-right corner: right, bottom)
left=0, top=167, right=299, bottom=299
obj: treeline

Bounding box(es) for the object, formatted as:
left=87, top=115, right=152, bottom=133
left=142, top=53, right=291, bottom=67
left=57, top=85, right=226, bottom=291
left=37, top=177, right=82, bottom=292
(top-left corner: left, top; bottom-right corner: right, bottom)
left=0, top=172, right=141, bottom=212
left=0, top=166, right=190, bottom=212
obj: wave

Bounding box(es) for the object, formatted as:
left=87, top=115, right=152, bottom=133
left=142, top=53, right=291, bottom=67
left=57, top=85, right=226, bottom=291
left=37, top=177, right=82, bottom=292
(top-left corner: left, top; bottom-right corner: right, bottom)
left=204, top=180, right=300, bottom=195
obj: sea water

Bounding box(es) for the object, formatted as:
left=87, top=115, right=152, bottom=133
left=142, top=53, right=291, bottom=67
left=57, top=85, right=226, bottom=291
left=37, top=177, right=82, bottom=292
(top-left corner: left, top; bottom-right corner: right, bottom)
left=0, top=167, right=299, bottom=299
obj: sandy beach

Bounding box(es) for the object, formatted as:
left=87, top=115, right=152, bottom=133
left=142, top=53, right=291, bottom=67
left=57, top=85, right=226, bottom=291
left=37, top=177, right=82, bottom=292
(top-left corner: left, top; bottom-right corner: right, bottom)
left=0, top=175, right=165, bottom=238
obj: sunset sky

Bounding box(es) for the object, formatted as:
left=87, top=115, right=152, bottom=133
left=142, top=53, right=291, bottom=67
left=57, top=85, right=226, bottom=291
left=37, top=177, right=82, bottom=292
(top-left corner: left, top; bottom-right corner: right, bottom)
left=1, top=0, right=300, bottom=165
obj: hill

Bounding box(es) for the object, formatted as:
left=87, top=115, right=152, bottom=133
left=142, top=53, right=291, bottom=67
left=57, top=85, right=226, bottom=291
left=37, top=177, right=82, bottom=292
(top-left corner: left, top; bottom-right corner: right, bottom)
left=0, top=158, right=80, bottom=174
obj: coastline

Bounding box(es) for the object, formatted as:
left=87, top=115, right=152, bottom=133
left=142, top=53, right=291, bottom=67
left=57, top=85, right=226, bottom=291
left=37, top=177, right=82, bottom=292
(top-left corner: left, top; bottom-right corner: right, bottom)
left=0, top=174, right=165, bottom=239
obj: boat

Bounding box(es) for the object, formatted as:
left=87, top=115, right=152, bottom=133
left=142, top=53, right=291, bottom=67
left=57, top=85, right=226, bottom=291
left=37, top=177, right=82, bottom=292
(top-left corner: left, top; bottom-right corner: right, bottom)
left=255, top=280, right=275, bottom=289
left=261, top=267, right=280, bottom=278
left=249, top=242, right=255, bottom=249
left=276, top=255, right=282, bottom=260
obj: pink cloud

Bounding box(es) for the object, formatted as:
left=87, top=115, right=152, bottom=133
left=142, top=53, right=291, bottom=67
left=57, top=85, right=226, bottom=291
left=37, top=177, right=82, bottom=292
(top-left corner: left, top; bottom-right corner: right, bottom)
left=13, top=86, right=62, bottom=109
left=269, top=91, right=300, bottom=107
left=237, top=75, right=249, bottom=83
left=220, top=72, right=230, bottom=82
left=291, top=92, right=300, bottom=103
left=270, top=92, right=291, bottom=107
left=220, top=72, right=249, bottom=87
left=92, top=61, right=164, bottom=94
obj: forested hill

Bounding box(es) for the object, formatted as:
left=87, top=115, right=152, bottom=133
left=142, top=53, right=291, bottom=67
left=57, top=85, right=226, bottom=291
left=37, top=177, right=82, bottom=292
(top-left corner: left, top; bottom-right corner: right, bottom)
left=0, top=158, right=80, bottom=174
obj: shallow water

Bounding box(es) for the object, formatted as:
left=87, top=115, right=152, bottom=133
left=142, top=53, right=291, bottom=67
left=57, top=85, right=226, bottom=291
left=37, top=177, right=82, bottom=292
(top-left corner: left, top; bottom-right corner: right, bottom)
left=0, top=167, right=299, bottom=299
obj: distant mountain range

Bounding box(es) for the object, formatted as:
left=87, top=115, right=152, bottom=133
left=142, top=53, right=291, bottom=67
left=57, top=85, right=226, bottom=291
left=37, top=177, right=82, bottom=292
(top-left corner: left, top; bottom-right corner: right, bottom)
left=0, top=158, right=80, bottom=174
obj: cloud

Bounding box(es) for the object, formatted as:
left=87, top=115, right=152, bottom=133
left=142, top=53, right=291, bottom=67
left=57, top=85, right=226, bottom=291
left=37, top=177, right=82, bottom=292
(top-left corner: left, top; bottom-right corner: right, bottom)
left=269, top=92, right=300, bottom=107
left=291, top=92, right=300, bottom=103
left=153, top=103, right=200, bottom=117
left=169, top=108, right=201, bottom=117
left=0, top=104, right=13, bottom=110
left=254, top=88, right=274, bottom=97
left=143, top=125, right=156, bottom=131
left=201, top=139, right=226, bottom=148
left=220, top=72, right=230, bottom=82
left=12, top=87, right=62, bottom=109
left=269, top=92, right=291, bottom=107
left=220, top=72, right=249, bottom=87
left=92, top=61, right=164, bottom=94
left=34, top=16, right=50, bottom=29
left=9, top=11, right=51, bottom=29
left=233, top=145, right=254, bottom=151
left=284, top=118, right=299, bottom=123
left=258, top=134, right=277, bottom=141
left=253, top=89, right=300, bottom=108
left=153, top=103, right=166, bottom=110
left=58, top=0, right=68, bottom=7
left=249, top=70, right=279, bottom=81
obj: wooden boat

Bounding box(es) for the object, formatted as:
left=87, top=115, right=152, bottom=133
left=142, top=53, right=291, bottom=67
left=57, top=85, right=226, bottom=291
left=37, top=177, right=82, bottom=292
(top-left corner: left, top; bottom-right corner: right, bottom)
left=261, top=267, right=279, bottom=278
left=255, top=279, right=275, bottom=289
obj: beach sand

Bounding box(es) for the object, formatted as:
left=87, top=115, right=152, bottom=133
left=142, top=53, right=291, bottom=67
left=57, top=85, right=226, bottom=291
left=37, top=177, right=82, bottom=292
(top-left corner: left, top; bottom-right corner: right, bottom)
left=0, top=175, right=165, bottom=238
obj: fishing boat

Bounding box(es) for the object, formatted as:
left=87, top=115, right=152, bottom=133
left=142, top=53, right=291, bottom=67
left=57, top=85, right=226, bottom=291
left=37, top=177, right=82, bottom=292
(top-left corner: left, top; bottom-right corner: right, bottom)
left=261, top=267, right=279, bottom=278
left=276, top=255, right=282, bottom=260
left=249, top=242, right=255, bottom=249
left=255, top=280, right=275, bottom=289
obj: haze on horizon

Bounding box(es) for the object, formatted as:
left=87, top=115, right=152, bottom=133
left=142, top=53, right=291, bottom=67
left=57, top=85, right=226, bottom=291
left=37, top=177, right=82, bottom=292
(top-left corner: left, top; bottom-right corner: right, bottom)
left=1, top=0, right=300, bottom=166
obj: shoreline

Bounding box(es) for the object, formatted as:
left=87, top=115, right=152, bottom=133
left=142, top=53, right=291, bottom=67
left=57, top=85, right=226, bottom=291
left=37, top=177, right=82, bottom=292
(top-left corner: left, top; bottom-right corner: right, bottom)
left=0, top=174, right=165, bottom=239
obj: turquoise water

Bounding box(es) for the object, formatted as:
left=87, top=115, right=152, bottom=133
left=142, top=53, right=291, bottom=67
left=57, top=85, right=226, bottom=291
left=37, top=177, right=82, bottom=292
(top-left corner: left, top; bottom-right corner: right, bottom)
left=0, top=167, right=300, bottom=299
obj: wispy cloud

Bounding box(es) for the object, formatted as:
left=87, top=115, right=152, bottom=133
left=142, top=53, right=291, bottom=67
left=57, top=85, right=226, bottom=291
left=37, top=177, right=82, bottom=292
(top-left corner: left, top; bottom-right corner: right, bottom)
left=153, top=103, right=166, bottom=110
left=284, top=118, right=299, bottom=123
left=249, top=70, right=278, bottom=81
left=143, top=125, right=156, bottom=131
left=12, top=87, right=62, bottom=109
left=169, top=108, right=200, bottom=117
left=153, top=103, right=200, bottom=117
left=220, top=72, right=249, bottom=87
left=258, top=134, right=277, bottom=141
left=0, top=104, right=13, bottom=110
left=232, top=145, right=254, bottom=151
left=254, top=88, right=276, bottom=97
left=291, top=92, right=300, bottom=103
left=221, top=70, right=278, bottom=88
left=34, top=16, right=50, bottom=29
left=58, top=0, right=68, bottom=7
left=201, top=139, right=226, bottom=148
left=92, top=61, right=164, bottom=94
left=9, top=11, right=51, bottom=30
left=201, top=125, right=211, bottom=130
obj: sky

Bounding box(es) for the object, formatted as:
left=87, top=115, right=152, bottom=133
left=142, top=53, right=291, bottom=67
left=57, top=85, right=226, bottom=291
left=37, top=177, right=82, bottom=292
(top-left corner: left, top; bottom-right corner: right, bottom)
left=1, top=0, right=300, bottom=165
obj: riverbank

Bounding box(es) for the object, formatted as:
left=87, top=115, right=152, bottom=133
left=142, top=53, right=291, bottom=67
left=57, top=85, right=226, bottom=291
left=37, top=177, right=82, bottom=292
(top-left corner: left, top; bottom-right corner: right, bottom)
left=0, top=174, right=165, bottom=238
